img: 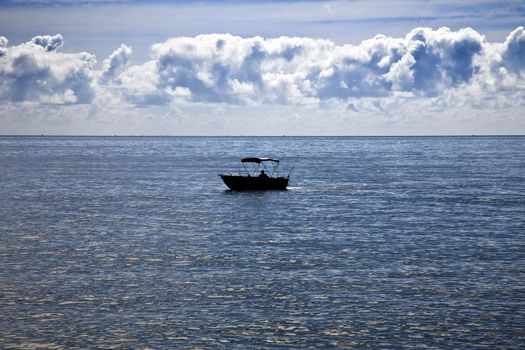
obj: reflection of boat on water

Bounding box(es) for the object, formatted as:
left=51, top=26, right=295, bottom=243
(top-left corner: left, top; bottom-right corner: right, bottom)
left=219, top=157, right=290, bottom=191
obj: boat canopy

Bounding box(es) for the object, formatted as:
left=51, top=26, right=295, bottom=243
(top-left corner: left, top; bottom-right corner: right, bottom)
left=241, top=157, right=280, bottom=163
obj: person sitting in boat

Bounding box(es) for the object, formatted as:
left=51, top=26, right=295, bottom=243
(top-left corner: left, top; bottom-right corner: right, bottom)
left=259, top=170, right=269, bottom=178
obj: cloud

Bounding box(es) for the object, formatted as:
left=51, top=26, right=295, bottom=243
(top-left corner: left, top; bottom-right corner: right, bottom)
left=501, top=26, right=525, bottom=74
left=0, top=36, right=8, bottom=57
left=0, top=34, right=96, bottom=104
left=396, top=27, right=484, bottom=95
left=1, top=27, right=524, bottom=110
left=111, top=27, right=523, bottom=106
left=101, top=43, right=132, bottom=82
left=31, top=34, right=64, bottom=52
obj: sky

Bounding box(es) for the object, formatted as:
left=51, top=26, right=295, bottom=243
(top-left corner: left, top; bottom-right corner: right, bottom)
left=0, top=0, right=524, bottom=135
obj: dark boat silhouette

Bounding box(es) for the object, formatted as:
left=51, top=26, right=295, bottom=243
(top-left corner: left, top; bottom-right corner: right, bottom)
left=219, top=157, right=289, bottom=191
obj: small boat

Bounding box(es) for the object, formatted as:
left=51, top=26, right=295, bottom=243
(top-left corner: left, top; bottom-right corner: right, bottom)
left=219, top=157, right=290, bottom=191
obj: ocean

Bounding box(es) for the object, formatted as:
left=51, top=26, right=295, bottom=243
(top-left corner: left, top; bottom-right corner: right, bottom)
left=1, top=136, right=524, bottom=349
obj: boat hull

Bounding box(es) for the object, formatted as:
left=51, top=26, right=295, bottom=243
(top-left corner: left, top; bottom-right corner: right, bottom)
left=220, top=175, right=288, bottom=191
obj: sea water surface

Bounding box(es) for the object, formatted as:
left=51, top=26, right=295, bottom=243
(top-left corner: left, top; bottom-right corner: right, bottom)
left=0, top=136, right=524, bottom=349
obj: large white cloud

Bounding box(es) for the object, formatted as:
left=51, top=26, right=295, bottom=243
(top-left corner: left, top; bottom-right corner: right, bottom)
left=113, top=27, right=524, bottom=106
left=1, top=27, right=524, bottom=108
left=0, top=34, right=96, bottom=104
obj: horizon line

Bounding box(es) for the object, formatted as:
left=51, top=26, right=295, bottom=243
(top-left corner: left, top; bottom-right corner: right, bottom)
left=1, top=134, right=524, bottom=138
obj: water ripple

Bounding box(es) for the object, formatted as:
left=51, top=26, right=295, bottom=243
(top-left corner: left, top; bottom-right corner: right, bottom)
left=0, top=136, right=524, bottom=349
